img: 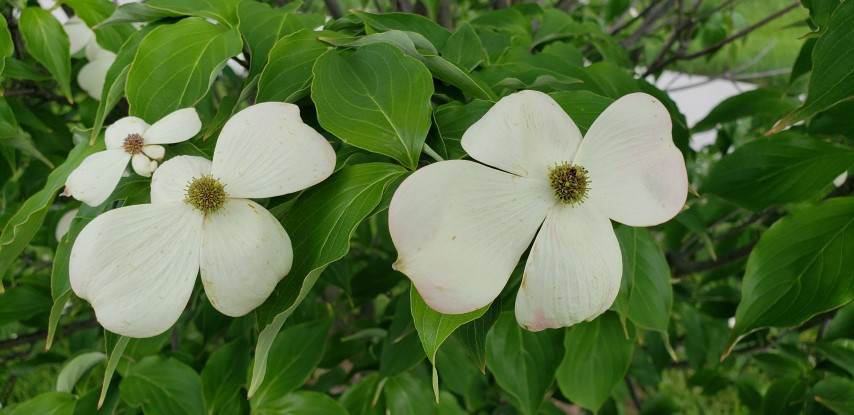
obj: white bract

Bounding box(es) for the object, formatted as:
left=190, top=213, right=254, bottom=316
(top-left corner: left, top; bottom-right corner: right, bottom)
left=69, top=103, right=336, bottom=338
left=389, top=91, right=688, bottom=331
left=63, top=108, right=202, bottom=206
left=62, top=16, right=116, bottom=100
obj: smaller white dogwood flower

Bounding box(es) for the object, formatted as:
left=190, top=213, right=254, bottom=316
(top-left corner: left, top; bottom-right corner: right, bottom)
left=63, top=108, right=202, bottom=206
left=63, top=16, right=116, bottom=100
left=69, top=102, right=336, bottom=338
left=389, top=91, right=688, bottom=331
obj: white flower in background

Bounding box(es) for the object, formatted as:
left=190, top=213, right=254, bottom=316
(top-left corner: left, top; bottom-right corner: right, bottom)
left=63, top=108, right=202, bottom=206
left=62, top=16, right=116, bottom=100
left=389, top=91, right=688, bottom=331
left=55, top=208, right=78, bottom=242
left=69, top=103, right=336, bottom=338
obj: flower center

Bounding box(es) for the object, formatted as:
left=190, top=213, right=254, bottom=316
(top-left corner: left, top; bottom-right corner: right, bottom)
left=185, top=175, right=227, bottom=214
left=548, top=162, right=590, bottom=206
left=122, top=133, right=144, bottom=155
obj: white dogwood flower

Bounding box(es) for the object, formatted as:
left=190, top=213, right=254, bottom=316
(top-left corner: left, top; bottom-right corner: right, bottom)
left=389, top=91, right=688, bottom=331
left=69, top=103, right=336, bottom=338
left=63, top=108, right=202, bottom=206
left=63, top=16, right=116, bottom=100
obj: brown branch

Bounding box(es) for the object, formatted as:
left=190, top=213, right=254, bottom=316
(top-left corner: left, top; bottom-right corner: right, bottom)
left=643, top=1, right=800, bottom=76
left=0, top=319, right=99, bottom=351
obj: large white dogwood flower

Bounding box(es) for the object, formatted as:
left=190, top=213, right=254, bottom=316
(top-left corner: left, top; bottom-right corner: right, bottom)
left=389, top=91, right=688, bottom=331
left=63, top=108, right=202, bottom=206
left=62, top=16, right=116, bottom=100
left=69, top=103, right=336, bottom=338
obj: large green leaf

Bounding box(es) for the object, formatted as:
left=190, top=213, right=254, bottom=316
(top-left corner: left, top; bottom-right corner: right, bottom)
left=6, top=392, right=77, bottom=415
left=383, top=372, right=438, bottom=415
left=453, top=296, right=502, bottom=371
left=257, top=30, right=346, bottom=103
left=432, top=99, right=493, bottom=160
left=250, top=321, right=331, bottom=412
left=812, top=377, right=854, bottom=414
left=249, top=163, right=405, bottom=395
left=441, top=22, right=486, bottom=72
left=612, top=226, right=672, bottom=332
left=257, top=391, right=348, bottom=415
left=549, top=90, right=614, bottom=134
left=410, top=288, right=488, bottom=399
left=237, top=1, right=324, bottom=79
left=727, top=197, right=854, bottom=356
left=119, top=356, right=206, bottom=415
left=703, top=134, right=854, bottom=211
left=0, top=286, right=50, bottom=326
left=0, top=14, right=13, bottom=77
left=769, top=0, right=854, bottom=133
left=312, top=43, right=433, bottom=170
left=0, top=141, right=103, bottom=280
left=126, top=17, right=242, bottom=122
left=693, top=89, right=799, bottom=132
left=201, top=339, right=250, bottom=415
left=56, top=352, right=106, bottom=393
left=145, top=0, right=238, bottom=26
left=354, top=10, right=450, bottom=49
left=555, top=312, right=634, bottom=411
left=18, top=8, right=72, bottom=101
left=486, top=312, right=564, bottom=415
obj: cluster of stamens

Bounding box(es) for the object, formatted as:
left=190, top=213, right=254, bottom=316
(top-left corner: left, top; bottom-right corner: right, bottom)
left=122, top=133, right=144, bottom=155
left=185, top=175, right=227, bottom=214
left=548, top=162, right=590, bottom=206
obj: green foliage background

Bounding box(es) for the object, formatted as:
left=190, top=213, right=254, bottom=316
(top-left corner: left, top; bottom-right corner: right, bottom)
left=1, top=0, right=853, bottom=414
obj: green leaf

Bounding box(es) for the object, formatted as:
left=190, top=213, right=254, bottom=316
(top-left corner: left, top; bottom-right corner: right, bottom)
left=703, top=134, right=854, bottom=211
left=453, top=296, right=501, bottom=372
left=250, top=320, right=332, bottom=412
left=549, top=90, right=615, bottom=134
left=556, top=312, right=634, bottom=411
left=63, top=0, right=135, bottom=52
left=145, top=0, right=238, bottom=26
left=815, top=341, right=854, bottom=376
left=126, top=17, right=242, bottom=122
left=486, top=312, right=564, bottom=415
left=432, top=99, right=493, bottom=159
left=312, top=43, right=433, bottom=170
left=612, top=226, right=672, bottom=332
left=201, top=339, right=250, bottom=415
left=0, top=286, right=50, bottom=326
left=693, top=89, right=799, bottom=132
left=0, top=141, right=103, bottom=279
left=18, top=8, right=72, bottom=101
left=384, top=372, right=438, bottom=415
left=120, top=356, right=206, bottom=415
left=256, top=391, right=348, bottom=415
left=0, top=14, right=13, bottom=77
left=410, top=288, right=489, bottom=399
left=825, top=301, right=854, bottom=342
left=237, top=1, right=324, bottom=80
left=531, top=8, right=590, bottom=47
left=257, top=30, right=346, bottom=103
left=56, top=352, right=106, bottom=393
left=90, top=25, right=152, bottom=144
left=354, top=10, right=450, bottom=49
left=98, top=333, right=128, bottom=407
left=380, top=293, right=426, bottom=378
left=769, top=0, right=854, bottom=133
left=97, top=2, right=180, bottom=26
left=6, top=392, right=77, bottom=415
left=250, top=163, right=405, bottom=395
left=812, top=376, right=854, bottom=414
left=441, top=23, right=486, bottom=72
left=339, top=373, right=383, bottom=415
left=762, top=376, right=807, bottom=415
left=727, top=197, right=854, bottom=356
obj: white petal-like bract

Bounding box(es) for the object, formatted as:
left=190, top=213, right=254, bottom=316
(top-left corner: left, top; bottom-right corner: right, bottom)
left=105, top=117, right=149, bottom=149
left=131, top=153, right=157, bottom=177
left=211, top=102, right=336, bottom=199
left=142, top=144, right=165, bottom=160
left=150, top=156, right=212, bottom=204
left=70, top=203, right=204, bottom=338
left=515, top=204, right=622, bottom=331
left=461, top=90, right=582, bottom=178
left=200, top=199, right=292, bottom=317
left=77, top=55, right=115, bottom=101
left=63, top=17, right=92, bottom=56
left=575, top=93, right=688, bottom=227
left=63, top=149, right=130, bottom=206
left=389, top=160, right=555, bottom=314
left=143, top=108, right=202, bottom=145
